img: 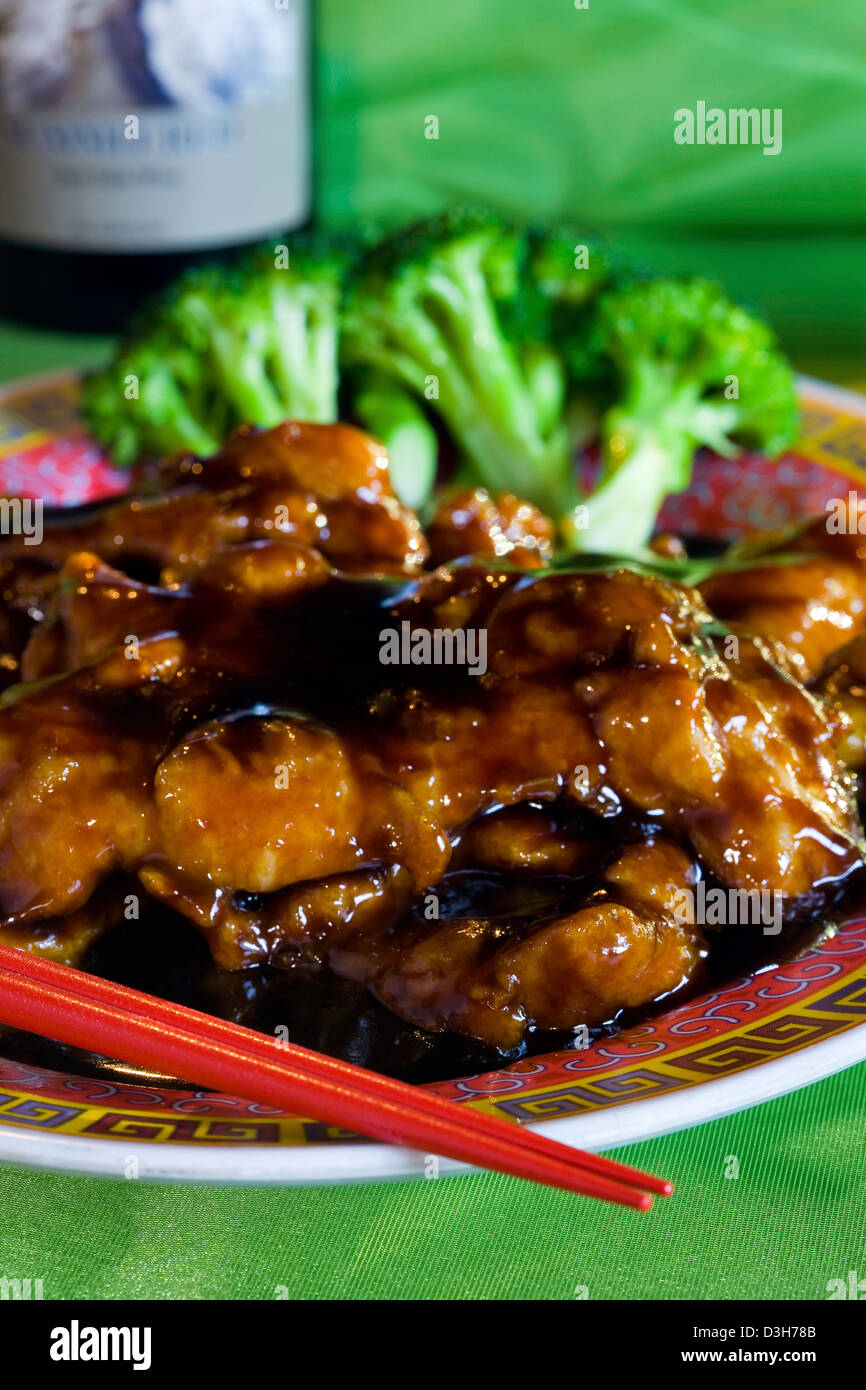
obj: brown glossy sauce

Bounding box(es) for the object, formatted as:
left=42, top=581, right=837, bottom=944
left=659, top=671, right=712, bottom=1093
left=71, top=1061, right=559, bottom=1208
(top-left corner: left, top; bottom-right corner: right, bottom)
left=0, top=559, right=860, bottom=1081
left=1, top=838, right=856, bottom=1088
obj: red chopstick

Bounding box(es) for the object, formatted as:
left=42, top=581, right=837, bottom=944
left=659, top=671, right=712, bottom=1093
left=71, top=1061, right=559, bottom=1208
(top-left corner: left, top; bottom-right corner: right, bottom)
left=0, top=944, right=672, bottom=1208
left=18, top=949, right=671, bottom=1200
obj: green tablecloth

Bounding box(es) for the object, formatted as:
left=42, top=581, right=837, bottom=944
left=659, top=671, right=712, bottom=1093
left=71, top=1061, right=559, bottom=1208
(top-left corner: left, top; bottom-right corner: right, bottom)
left=1, top=0, right=865, bottom=1300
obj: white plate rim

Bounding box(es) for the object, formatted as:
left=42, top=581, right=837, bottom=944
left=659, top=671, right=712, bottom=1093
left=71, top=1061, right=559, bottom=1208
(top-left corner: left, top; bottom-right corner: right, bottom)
left=1, top=1021, right=865, bottom=1185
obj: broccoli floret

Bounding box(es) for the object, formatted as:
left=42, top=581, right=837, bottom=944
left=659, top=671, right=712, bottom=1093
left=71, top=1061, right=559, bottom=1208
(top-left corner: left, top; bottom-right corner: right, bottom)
left=566, top=277, right=800, bottom=555
left=164, top=263, right=288, bottom=429
left=350, top=370, right=438, bottom=511
left=341, top=211, right=607, bottom=517
left=245, top=237, right=348, bottom=424
left=81, top=329, right=223, bottom=467
left=82, top=237, right=349, bottom=464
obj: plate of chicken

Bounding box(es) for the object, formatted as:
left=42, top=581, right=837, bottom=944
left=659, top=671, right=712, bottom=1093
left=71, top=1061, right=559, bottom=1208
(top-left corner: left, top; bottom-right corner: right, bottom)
left=0, top=216, right=865, bottom=1183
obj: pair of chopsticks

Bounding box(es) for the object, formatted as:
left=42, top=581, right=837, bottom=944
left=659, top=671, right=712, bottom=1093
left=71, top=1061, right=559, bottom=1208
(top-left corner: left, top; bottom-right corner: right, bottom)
left=0, top=944, right=672, bottom=1209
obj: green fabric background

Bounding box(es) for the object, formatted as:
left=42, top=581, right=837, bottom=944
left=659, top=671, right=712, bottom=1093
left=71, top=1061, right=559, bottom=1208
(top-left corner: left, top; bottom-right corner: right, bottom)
left=317, top=0, right=866, bottom=370
left=1, top=0, right=865, bottom=1301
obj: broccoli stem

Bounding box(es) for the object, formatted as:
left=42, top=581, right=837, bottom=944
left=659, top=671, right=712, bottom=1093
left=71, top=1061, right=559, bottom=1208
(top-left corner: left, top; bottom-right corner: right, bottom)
left=522, top=343, right=567, bottom=439
left=352, top=375, right=438, bottom=510
left=308, top=317, right=340, bottom=420
left=347, top=312, right=576, bottom=513
left=206, top=321, right=286, bottom=426
left=429, top=247, right=542, bottom=445
left=565, top=410, right=695, bottom=555
left=450, top=411, right=576, bottom=516
left=268, top=290, right=340, bottom=422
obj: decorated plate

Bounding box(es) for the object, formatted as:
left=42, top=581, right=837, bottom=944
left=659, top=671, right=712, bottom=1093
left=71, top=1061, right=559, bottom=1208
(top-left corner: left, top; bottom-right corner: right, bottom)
left=0, top=372, right=865, bottom=1185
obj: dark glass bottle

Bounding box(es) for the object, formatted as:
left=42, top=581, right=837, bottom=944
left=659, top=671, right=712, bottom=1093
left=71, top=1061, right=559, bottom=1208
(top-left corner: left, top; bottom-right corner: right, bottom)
left=0, top=0, right=312, bottom=332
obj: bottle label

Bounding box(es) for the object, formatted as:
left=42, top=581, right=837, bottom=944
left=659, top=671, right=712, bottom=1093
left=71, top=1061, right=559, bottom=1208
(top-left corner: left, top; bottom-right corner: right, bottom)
left=0, top=0, right=310, bottom=253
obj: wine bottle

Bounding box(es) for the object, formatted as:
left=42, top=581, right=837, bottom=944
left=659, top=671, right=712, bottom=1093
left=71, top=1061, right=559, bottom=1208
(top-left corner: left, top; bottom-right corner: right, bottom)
left=0, top=0, right=312, bottom=332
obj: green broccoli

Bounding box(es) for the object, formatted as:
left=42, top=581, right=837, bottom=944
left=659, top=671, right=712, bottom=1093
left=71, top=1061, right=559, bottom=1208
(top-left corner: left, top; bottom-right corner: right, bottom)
left=81, top=329, right=224, bottom=467
left=341, top=211, right=607, bottom=517
left=245, top=239, right=346, bottom=424
left=564, top=277, right=800, bottom=555
left=82, top=212, right=800, bottom=569
left=82, top=236, right=348, bottom=465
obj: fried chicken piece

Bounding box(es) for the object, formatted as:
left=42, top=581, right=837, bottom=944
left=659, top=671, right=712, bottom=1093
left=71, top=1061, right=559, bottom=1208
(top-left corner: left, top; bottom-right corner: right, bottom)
left=0, top=557, right=59, bottom=687
left=19, top=551, right=186, bottom=682
left=162, top=419, right=396, bottom=500
left=331, top=840, right=704, bottom=1048
left=18, top=545, right=332, bottom=684
left=0, top=557, right=859, bottom=953
left=160, top=839, right=703, bottom=1049
left=374, top=567, right=861, bottom=897
left=135, top=869, right=271, bottom=970
left=0, top=878, right=135, bottom=964
left=0, top=413, right=860, bottom=1021
left=0, top=676, right=159, bottom=921
left=427, top=488, right=554, bottom=568
left=701, top=511, right=866, bottom=680
left=452, top=805, right=602, bottom=875
left=0, top=422, right=428, bottom=584
left=154, top=714, right=449, bottom=894
left=578, top=643, right=857, bottom=898
left=816, top=632, right=866, bottom=771
left=138, top=863, right=407, bottom=972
